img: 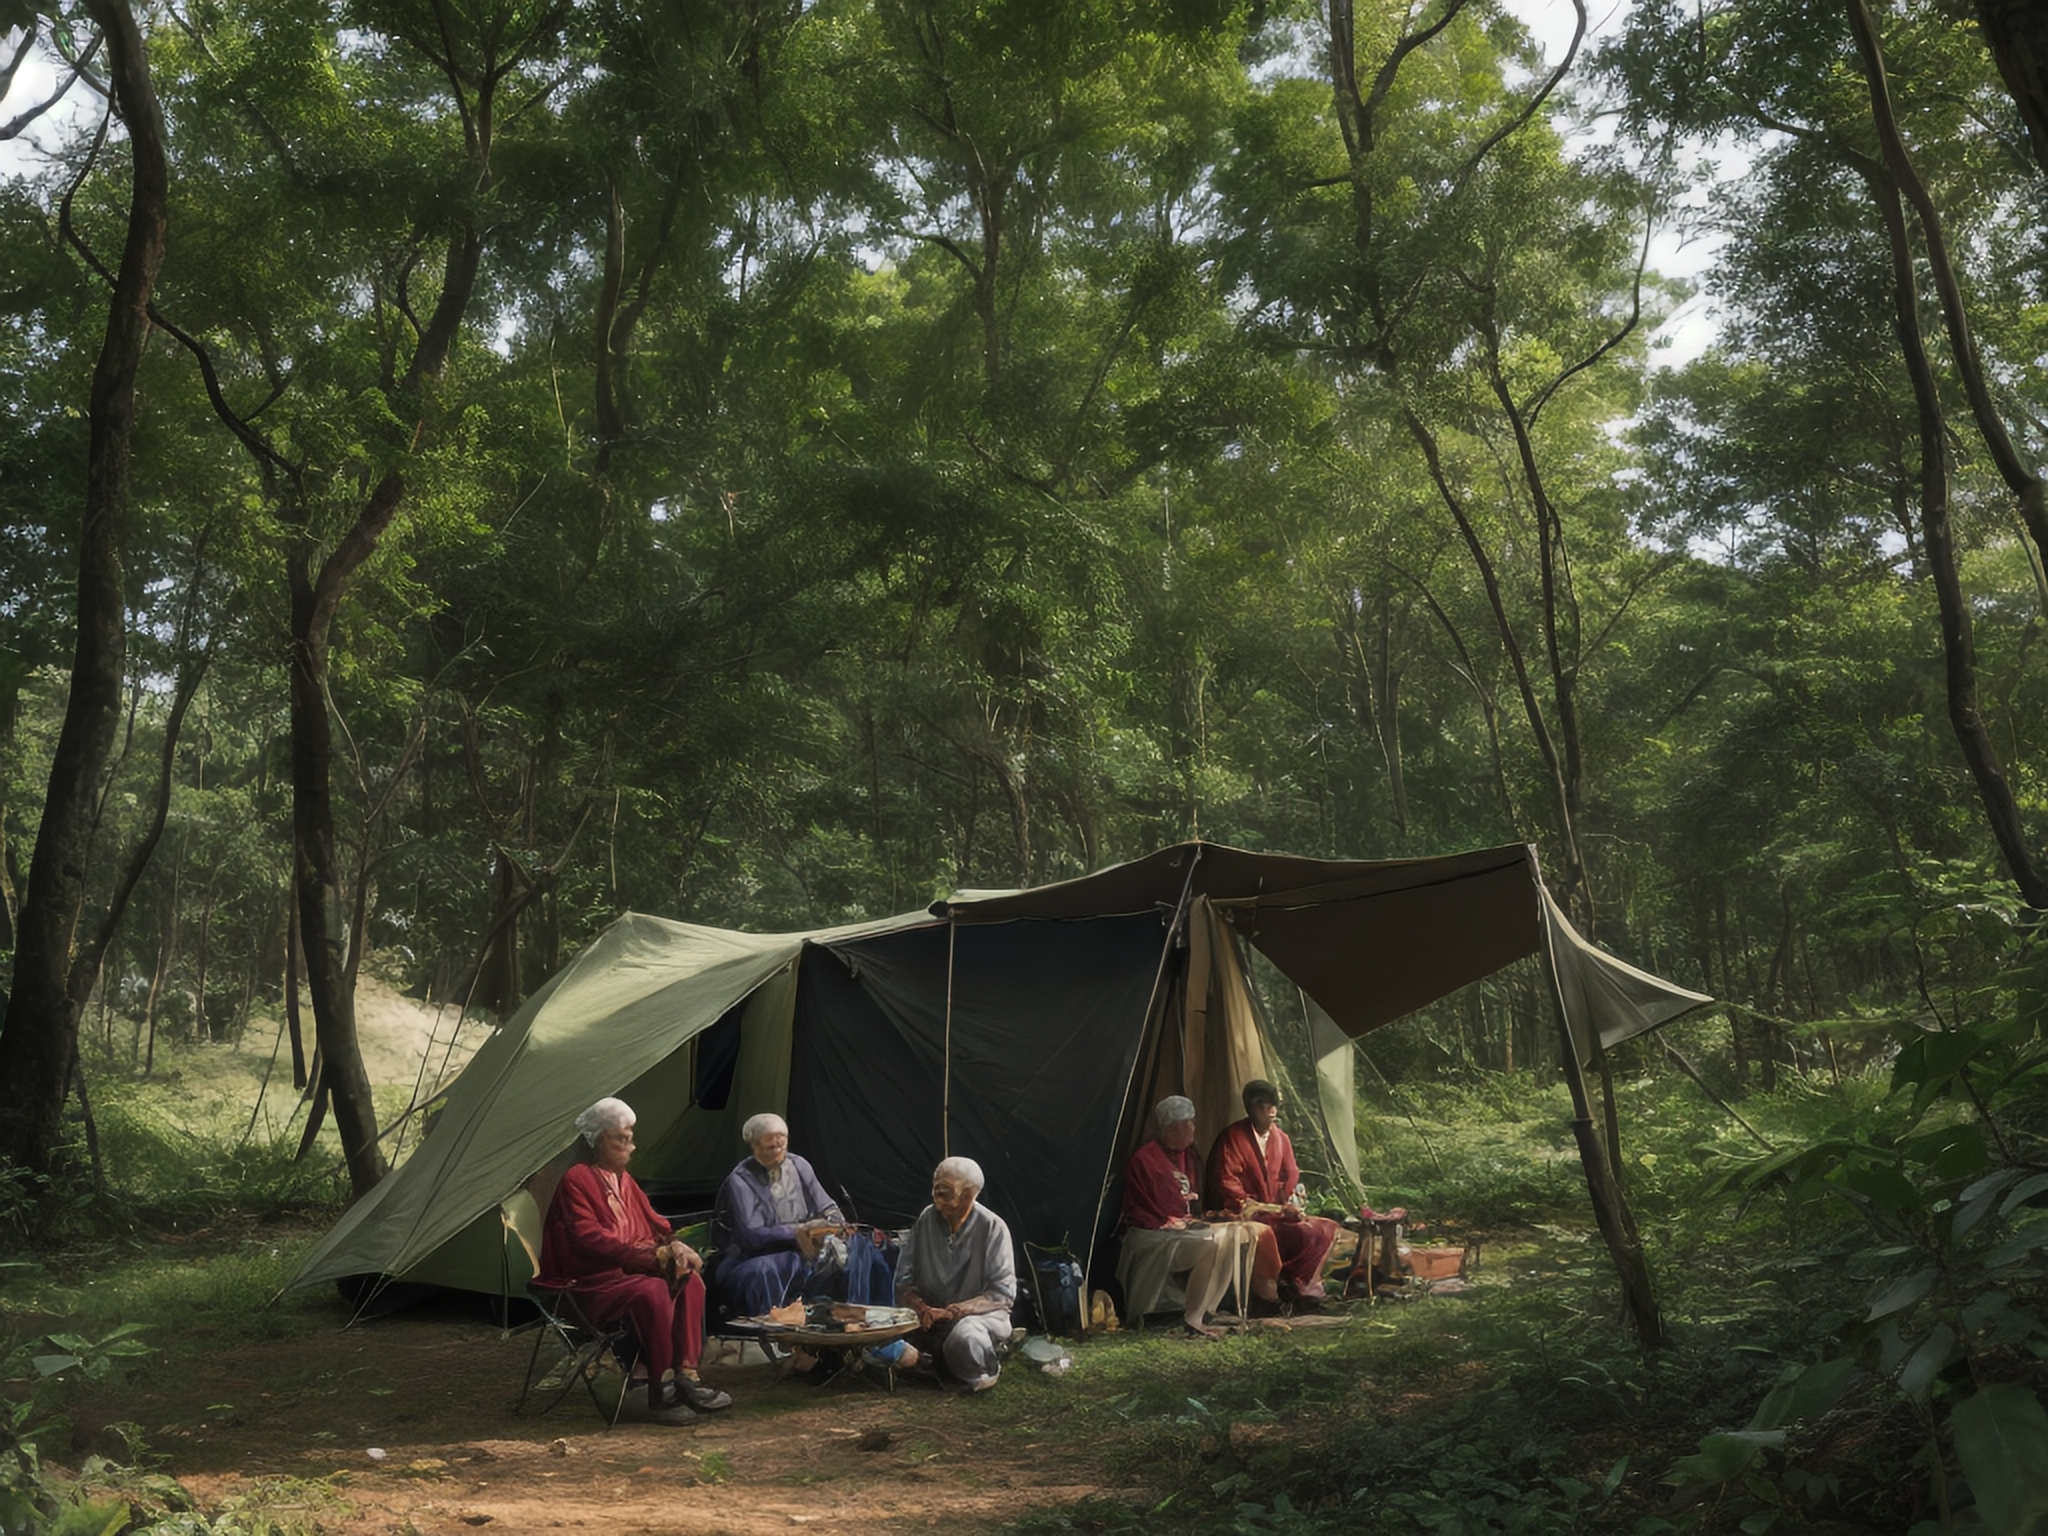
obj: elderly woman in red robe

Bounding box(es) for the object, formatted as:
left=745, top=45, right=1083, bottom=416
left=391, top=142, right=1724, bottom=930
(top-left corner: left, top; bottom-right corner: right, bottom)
left=537, top=1097, right=733, bottom=1422
left=1203, top=1079, right=1341, bottom=1310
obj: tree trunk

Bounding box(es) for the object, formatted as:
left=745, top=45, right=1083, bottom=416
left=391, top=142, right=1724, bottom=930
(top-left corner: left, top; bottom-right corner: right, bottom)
left=1403, top=407, right=1589, bottom=899
left=288, top=471, right=407, bottom=1202
left=234, top=937, right=258, bottom=1045
left=1847, top=0, right=2048, bottom=909
left=275, top=25, right=504, bottom=1197
left=1481, top=328, right=1603, bottom=938
left=0, top=790, right=17, bottom=955
left=1376, top=601, right=1409, bottom=841
left=1537, top=846, right=1664, bottom=1346
left=1974, top=0, right=2048, bottom=183
left=1568, top=1113, right=1663, bottom=1342
left=1339, top=590, right=1410, bottom=840
left=141, top=877, right=178, bottom=1077
left=0, top=0, right=167, bottom=1180
left=286, top=861, right=308, bottom=1088
left=73, top=1058, right=105, bottom=1198
left=193, top=874, right=216, bottom=1042
left=475, top=851, right=525, bottom=1017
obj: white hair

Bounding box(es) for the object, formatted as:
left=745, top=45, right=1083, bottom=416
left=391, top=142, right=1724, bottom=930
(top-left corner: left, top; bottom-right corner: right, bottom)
left=934, top=1155, right=984, bottom=1192
left=1155, top=1095, right=1196, bottom=1129
left=742, top=1111, right=788, bottom=1146
left=574, top=1097, right=635, bottom=1147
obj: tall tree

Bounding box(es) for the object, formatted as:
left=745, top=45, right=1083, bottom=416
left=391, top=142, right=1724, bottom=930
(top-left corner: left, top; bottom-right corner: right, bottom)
left=1600, top=0, right=2048, bottom=909
left=145, top=0, right=579, bottom=1197
left=1211, top=0, right=1681, bottom=1341
left=0, top=0, right=169, bottom=1180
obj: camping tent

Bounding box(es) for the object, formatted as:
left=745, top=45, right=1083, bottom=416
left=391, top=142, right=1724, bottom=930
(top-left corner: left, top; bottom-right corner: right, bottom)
left=289, top=840, right=1711, bottom=1313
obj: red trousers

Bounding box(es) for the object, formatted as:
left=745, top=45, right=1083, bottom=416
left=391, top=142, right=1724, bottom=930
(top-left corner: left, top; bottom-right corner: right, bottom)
left=576, top=1271, right=706, bottom=1397
left=1247, top=1213, right=1340, bottom=1300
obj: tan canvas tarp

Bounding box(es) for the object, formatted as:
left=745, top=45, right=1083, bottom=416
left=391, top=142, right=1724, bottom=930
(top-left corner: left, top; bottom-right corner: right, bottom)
left=1541, top=885, right=1713, bottom=1064
left=939, top=840, right=1706, bottom=1053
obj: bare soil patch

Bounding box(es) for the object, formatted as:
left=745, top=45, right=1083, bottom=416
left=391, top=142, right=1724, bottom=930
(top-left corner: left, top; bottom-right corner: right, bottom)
left=56, top=985, right=1121, bottom=1532
left=69, top=1302, right=1122, bottom=1535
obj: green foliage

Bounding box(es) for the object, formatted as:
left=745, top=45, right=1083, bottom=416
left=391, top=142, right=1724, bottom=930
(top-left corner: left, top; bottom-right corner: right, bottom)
left=2, top=1233, right=343, bottom=1534
left=76, top=1077, right=347, bottom=1233
left=1657, top=935, right=2048, bottom=1530
left=1353, top=1068, right=1587, bottom=1226
left=0, top=1160, right=99, bottom=1253
left=5, top=0, right=2032, bottom=1148
left=1008, top=1233, right=1776, bottom=1535
left=0, top=1323, right=153, bottom=1535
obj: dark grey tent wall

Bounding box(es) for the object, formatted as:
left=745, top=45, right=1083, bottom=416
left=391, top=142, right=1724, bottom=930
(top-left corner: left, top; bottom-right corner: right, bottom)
left=788, top=912, right=1170, bottom=1250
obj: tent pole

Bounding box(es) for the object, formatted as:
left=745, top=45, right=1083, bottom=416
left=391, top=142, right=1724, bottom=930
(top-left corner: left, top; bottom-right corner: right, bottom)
left=943, top=918, right=956, bottom=1158
left=1078, top=848, right=1204, bottom=1334
left=1531, top=848, right=1665, bottom=1349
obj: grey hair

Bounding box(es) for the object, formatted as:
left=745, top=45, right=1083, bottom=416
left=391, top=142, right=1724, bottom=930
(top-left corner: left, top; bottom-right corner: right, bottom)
left=574, top=1097, right=636, bottom=1146
left=934, top=1155, right=985, bottom=1193
left=742, top=1111, right=789, bottom=1146
left=1155, top=1094, right=1196, bottom=1129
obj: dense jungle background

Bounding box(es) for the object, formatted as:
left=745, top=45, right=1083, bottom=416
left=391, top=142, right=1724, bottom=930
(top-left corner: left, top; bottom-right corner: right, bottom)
left=2, top=0, right=2046, bottom=1531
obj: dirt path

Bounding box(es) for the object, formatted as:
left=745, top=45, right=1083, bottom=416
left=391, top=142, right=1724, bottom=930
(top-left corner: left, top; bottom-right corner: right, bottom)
left=75, top=1306, right=1124, bottom=1535
left=58, top=986, right=1121, bottom=1532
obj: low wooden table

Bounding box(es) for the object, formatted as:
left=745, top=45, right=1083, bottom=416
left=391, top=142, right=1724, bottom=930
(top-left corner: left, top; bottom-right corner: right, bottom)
left=741, top=1315, right=922, bottom=1390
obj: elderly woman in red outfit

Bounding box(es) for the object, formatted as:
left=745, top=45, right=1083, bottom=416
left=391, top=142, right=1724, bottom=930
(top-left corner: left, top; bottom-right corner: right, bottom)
left=537, top=1097, right=732, bottom=1422
left=1118, top=1095, right=1258, bottom=1336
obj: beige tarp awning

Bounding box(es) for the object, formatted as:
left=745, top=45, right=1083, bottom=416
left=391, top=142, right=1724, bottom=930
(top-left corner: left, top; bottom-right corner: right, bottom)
left=941, top=840, right=1713, bottom=1180
left=1541, top=885, right=1714, bottom=1064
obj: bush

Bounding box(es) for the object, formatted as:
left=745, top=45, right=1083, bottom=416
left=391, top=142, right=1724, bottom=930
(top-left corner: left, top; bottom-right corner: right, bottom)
left=1, top=1323, right=154, bottom=1533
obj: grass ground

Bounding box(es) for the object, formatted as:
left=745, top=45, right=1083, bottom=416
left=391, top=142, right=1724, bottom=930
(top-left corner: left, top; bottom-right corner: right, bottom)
left=0, top=1024, right=1975, bottom=1533
left=14, top=1217, right=1742, bottom=1535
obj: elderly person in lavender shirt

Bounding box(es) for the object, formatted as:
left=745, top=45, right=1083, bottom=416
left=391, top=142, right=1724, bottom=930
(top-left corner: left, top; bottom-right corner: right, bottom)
left=895, top=1156, right=1017, bottom=1392
left=709, top=1112, right=889, bottom=1319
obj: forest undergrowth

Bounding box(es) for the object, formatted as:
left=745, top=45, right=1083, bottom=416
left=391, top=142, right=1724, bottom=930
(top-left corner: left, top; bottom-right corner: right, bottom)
left=5, top=1003, right=2048, bottom=1534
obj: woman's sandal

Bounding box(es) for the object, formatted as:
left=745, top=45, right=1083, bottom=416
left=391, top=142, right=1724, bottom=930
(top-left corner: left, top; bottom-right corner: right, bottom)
left=1179, top=1319, right=1224, bottom=1339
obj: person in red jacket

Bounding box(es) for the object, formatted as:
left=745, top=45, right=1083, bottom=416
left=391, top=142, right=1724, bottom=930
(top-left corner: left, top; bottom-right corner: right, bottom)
left=537, top=1097, right=733, bottom=1422
left=1203, top=1079, right=1341, bottom=1310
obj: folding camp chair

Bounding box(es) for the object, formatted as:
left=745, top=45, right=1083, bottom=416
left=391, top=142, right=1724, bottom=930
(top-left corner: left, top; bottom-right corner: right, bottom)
left=675, top=1207, right=789, bottom=1369
left=515, top=1279, right=639, bottom=1427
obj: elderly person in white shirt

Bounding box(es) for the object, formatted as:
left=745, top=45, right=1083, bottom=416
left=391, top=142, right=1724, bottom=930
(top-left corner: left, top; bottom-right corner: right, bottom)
left=895, top=1156, right=1016, bottom=1392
